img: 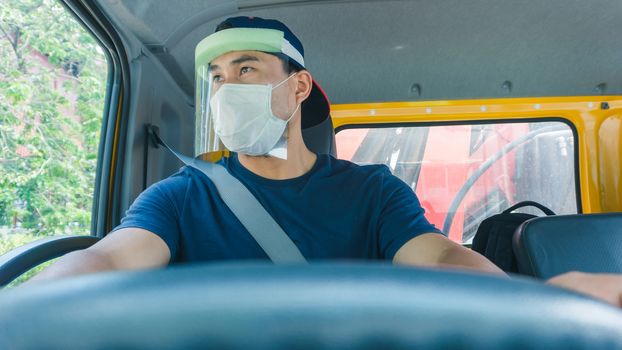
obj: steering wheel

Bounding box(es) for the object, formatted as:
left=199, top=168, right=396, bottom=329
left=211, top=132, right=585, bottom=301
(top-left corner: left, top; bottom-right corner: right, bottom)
left=1, top=263, right=621, bottom=349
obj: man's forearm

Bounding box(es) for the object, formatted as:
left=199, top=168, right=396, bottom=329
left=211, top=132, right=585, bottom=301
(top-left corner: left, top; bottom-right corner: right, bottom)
left=394, top=234, right=506, bottom=276
left=25, top=249, right=117, bottom=285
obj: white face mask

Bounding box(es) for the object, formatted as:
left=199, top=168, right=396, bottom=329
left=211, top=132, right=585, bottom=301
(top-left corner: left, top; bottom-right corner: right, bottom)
left=209, top=74, right=300, bottom=157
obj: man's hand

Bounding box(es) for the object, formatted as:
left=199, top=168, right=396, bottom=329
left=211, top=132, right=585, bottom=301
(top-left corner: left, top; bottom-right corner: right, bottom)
left=547, top=271, right=622, bottom=308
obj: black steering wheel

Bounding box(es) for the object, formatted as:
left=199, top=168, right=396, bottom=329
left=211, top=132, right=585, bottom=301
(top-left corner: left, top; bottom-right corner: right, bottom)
left=1, top=263, right=621, bottom=349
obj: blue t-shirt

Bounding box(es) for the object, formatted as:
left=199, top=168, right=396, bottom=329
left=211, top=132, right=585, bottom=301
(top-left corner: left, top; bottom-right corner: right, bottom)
left=114, top=153, right=440, bottom=263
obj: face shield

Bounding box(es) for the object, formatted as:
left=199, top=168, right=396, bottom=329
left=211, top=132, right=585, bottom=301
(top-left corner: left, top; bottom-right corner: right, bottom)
left=194, top=28, right=306, bottom=160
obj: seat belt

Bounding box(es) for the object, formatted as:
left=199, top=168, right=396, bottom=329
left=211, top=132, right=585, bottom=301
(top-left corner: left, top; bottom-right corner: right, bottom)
left=148, top=127, right=307, bottom=264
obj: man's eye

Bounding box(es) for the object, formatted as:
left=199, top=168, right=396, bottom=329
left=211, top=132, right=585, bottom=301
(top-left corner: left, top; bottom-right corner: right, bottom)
left=240, top=67, right=254, bottom=75
left=212, top=75, right=223, bottom=83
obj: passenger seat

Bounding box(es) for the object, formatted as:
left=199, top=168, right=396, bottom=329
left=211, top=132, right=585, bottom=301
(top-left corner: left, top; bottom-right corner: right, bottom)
left=512, top=213, right=622, bottom=279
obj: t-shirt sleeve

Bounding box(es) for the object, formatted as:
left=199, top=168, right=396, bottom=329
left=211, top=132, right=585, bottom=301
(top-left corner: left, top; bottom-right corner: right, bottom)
left=377, top=167, right=442, bottom=260
left=111, top=174, right=188, bottom=259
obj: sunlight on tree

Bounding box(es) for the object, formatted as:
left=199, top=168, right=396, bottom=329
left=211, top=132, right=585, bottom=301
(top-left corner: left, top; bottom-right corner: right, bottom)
left=0, top=0, right=107, bottom=254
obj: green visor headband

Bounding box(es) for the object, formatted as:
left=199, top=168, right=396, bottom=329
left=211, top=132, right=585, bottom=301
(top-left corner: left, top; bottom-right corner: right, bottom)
left=195, top=28, right=306, bottom=68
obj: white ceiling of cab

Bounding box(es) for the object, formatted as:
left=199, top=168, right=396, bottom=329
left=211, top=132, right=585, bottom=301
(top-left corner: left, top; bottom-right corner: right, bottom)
left=97, top=0, right=622, bottom=104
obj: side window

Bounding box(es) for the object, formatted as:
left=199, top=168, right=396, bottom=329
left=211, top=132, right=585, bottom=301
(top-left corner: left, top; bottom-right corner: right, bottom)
left=0, top=0, right=108, bottom=264
left=335, top=121, right=578, bottom=244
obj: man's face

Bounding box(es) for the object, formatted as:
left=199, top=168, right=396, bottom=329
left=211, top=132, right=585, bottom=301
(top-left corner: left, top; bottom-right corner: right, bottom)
left=208, top=50, right=296, bottom=121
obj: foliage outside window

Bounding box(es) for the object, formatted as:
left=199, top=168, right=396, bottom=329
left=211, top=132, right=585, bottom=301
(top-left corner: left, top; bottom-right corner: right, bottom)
left=0, top=0, right=107, bottom=256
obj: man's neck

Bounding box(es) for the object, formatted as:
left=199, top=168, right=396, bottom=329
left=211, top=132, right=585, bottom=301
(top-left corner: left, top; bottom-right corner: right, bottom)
left=237, top=141, right=317, bottom=180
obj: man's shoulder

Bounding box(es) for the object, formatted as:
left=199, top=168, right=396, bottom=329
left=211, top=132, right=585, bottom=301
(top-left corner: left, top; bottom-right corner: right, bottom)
left=151, top=166, right=201, bottom=188
left=321, top=154, right=392, bottom=177
left=143, top=165, right=211, bottom=204
left=325, top=156, right=417, bottom=196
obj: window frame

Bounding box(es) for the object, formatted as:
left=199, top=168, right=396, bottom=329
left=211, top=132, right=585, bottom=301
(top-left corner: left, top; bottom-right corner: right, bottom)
left=59, top=0, right=129, bottom=237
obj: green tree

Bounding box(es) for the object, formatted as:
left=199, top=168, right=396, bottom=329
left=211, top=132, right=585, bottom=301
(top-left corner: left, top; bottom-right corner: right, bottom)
left=0, top=0, right=106, bottom=254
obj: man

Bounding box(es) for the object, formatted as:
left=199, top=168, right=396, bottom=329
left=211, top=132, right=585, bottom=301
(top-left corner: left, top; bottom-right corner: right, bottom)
left=29, top=17, right=622, bottom=308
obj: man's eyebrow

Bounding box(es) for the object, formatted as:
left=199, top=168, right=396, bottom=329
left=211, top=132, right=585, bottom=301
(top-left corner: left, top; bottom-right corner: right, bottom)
left=208, top=55, right=261, bottom=72
left=231, top=54, right=261, bottom=65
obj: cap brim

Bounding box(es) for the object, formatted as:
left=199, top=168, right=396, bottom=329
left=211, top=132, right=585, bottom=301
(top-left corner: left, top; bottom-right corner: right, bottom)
left=301, top=79, right=331, bottom=129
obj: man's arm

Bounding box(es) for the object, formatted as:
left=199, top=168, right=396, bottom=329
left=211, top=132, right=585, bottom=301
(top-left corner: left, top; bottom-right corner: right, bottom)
left=394, top=233, right=622, bottom=307
left=393, top=233, right=505, bottom=275
left=25, top=228, right=170, bottom=285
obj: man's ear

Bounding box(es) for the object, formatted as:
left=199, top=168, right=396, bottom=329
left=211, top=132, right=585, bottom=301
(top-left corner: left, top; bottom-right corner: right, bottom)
left=294, top=70, right=313, bottom=105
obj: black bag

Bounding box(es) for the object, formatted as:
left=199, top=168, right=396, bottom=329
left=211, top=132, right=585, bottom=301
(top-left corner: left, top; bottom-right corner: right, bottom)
left=471, top=201, right=555, bottom=273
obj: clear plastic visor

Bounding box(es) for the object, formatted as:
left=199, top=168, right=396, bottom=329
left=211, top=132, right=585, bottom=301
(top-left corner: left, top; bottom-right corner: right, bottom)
left=195, top=63, right=225, bottom=159
left=195, top=59, right=297, bottom=160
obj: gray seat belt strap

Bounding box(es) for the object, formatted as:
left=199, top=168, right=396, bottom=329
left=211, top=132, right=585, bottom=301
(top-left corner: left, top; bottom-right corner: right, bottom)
left=151, top=132, right=307, bottom=264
